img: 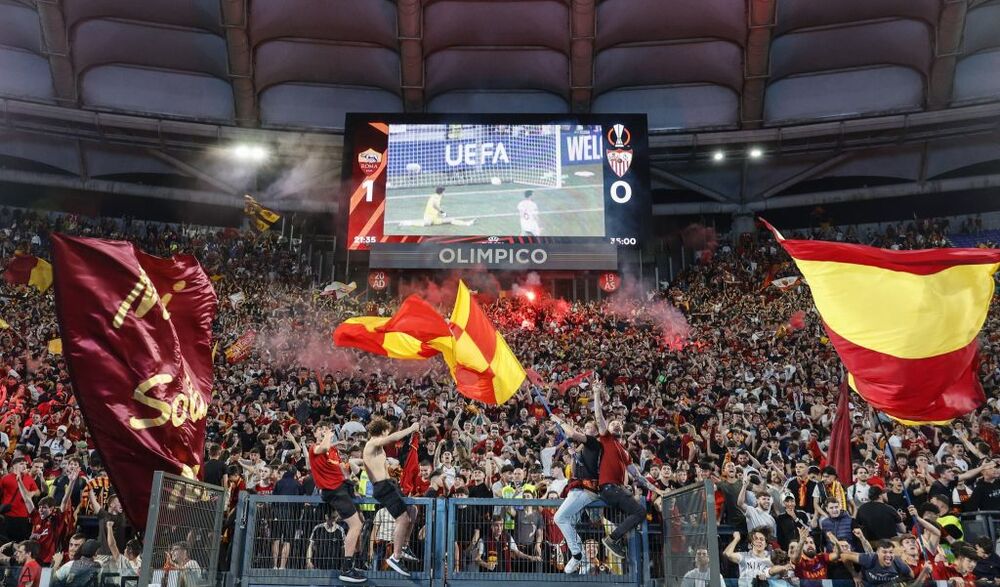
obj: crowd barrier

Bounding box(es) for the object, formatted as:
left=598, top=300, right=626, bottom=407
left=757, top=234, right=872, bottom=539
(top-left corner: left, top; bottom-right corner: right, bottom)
left=226, top=490, right=680, bottom=587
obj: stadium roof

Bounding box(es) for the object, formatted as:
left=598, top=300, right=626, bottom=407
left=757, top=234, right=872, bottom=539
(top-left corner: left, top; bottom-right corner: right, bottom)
left=0, top=0, right=999, bottom=221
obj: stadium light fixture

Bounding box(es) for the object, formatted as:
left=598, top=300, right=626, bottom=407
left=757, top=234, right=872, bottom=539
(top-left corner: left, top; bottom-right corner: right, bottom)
left=229, top=144, right=269, bottom=163
left=748, top=147, right=763, bottom=160
left=712, top=150, right=725, bottom=162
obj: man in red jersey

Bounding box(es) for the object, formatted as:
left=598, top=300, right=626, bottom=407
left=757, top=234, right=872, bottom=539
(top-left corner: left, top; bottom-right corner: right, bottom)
left=308, top=422, right=366, bottom=584
left=28, top=495, right=72, bottom=565
left=592, top=380, right=647, bottom=559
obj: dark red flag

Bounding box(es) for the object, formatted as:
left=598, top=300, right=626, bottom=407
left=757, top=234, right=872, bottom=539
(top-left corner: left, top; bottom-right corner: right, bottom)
left=827, top=382, right=854, bottom=486
left=556, top=370, right=594, bottom=394
left=51, top=234, right=216, bottom=528
left=525, top=368, right=546, bottom=388
left=399, top=431, right=421, bottom=496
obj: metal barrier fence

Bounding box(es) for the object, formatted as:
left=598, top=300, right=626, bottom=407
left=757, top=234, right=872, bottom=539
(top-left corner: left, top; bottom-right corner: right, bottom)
left=656, top=481, right=722, bottom=587
left=139, top=471, right=226, bottom=587
left=443, top=497, right=646, bottom=586
left=230, top=494, right=438, bottom=587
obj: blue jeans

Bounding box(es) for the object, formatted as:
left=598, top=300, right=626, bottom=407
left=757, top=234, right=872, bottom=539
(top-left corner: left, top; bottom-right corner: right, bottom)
left=553, top=488, right=599, bottom=556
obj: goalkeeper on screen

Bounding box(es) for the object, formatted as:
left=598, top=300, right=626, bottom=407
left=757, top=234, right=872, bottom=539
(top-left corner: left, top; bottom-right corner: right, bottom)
left=517, top=190, right=542, bottom=236
left=399, top=186, right=476, bottom=227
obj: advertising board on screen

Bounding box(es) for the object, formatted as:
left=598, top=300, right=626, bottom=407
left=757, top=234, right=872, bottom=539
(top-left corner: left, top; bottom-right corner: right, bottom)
left=342, top=114, right=650, bottom=252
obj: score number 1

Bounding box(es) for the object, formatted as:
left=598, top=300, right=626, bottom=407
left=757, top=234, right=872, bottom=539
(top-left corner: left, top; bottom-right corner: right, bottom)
left=362, top=179, right=374, bottom=202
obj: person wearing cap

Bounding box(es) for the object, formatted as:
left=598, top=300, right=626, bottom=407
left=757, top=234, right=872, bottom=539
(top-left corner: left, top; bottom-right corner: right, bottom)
left=775, top=494, right=810, bottom=551
left=36, top=424, right=72, bottom=459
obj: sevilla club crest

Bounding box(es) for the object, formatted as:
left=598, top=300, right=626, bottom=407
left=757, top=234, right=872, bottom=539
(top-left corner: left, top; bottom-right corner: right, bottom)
left=358, top=148, right=383, bottom=176
left=606, top=124, right=633, bottom=178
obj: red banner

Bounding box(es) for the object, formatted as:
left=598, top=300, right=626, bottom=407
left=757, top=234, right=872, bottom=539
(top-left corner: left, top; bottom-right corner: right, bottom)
left=224, top=330, right=257, bottom=364
left=51, top=234, right=217, bottom=529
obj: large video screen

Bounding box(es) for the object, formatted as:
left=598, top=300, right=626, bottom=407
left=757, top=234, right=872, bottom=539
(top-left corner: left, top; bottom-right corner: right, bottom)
left=342, top=114, right=649, bottom=251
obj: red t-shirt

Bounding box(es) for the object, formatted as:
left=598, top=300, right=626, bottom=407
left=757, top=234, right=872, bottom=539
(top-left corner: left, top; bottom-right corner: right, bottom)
left=308, top=445, right=346, bottom=490
left=29, top=508, right=69, bottom=564
left=17, top=560, right=41, bottom=587
left=598, top=432, right=630, bottom=486
left=795, top=553, right=830, bottom=579
left=0, top=473, right=38, bottom=518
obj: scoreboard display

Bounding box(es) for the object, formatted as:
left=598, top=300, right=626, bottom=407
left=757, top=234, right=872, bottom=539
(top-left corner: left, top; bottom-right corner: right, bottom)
left=342, top=114, right=650, bottom=253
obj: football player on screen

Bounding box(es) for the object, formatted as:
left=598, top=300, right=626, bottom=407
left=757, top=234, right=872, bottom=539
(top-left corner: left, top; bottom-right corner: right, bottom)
left=517, top=190, right=542, bottom=236
left=399, top=186, right=476, bottom=227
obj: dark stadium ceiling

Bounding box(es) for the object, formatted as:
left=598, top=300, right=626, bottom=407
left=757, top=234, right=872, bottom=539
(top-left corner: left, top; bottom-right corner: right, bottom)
left=0, top=0, right=999, bottom=220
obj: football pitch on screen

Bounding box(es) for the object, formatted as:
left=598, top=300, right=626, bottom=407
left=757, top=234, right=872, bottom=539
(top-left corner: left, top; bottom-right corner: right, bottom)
left=383, top=165, right=606, bottom=237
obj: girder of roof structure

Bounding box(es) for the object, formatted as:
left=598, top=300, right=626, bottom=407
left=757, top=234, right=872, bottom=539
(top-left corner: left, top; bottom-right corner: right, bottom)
left=0, top=0, right=997, bottom=217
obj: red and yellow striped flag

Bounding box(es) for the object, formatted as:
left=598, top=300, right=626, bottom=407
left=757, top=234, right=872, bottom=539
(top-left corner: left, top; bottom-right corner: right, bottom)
left=333, top=295, right=454, bottom=359
left=764, top=220, right=996, bottom=423
left=3, top=254, right=53, bottom=293
left=447, top=281, right=525, bottom=404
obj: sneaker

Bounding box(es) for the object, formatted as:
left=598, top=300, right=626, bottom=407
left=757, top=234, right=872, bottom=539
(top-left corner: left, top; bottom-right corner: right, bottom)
left=338, top=567, right=367, bottom=584
left=564, top=556, right=582, bottom=574
left=353, top=559, right=370, bottom=572
left=603, top=536, right=627, bottom=558
left=385, top=556, right=411, bottom=577
left=398, top=547, right=419, bottom=562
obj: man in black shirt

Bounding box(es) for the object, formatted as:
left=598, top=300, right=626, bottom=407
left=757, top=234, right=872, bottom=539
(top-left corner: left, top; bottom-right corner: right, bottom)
left=785, top=461, right=818, bottom=516
left=203, top=444, right=226, bottom=487
left=549, top=413, right=601, bottom=575
left=967, top=460, right=1000, bottom=511
left=775, top=495, right=810, bottom=551
left=855, top=486, right=904, bottom=541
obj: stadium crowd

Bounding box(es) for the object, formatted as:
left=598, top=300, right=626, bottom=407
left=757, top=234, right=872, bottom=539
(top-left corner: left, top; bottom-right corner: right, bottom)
left=0, top=207, right=999, bottom=586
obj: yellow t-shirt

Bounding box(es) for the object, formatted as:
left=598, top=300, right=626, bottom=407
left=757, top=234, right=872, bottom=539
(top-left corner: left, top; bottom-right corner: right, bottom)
left=424, top=193, right=443, bottom=223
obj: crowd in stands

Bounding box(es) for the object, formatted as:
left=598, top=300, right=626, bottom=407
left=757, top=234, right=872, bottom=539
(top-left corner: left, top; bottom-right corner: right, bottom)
left=1, top=207, right=999, bottom=586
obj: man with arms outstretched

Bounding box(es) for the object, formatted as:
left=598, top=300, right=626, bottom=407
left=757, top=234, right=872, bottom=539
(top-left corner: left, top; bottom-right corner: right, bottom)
left=363, top=418, right=421, bottom=576
left=310, top=421, right=366, bottom=584
left=593, top=379, right=656, bottom=559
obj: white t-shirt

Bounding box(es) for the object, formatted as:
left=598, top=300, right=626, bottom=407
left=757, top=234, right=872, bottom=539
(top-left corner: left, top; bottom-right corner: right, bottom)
left=681, top=567, right=711, bottom=586
left=517, top=200, right=540, bottom=234
left=736, top=552, right=772, bottom=587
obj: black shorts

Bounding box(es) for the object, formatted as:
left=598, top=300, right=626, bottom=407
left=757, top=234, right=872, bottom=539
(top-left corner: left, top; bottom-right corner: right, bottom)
left=321, top=484, right=358, bottom=519
left=372, top=479, right=408, bottom=519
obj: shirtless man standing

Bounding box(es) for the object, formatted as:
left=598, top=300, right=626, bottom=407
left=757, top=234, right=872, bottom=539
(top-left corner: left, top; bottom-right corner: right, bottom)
left=363, top=418, right=421, bottom=576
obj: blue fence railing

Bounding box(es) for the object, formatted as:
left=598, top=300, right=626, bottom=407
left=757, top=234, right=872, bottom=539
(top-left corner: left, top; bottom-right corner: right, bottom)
left=227, top=493, right=660, bottom=587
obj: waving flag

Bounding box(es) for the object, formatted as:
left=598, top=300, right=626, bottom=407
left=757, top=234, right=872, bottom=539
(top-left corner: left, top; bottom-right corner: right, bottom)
left=333, top=282, right=525, bottom=404
left=4, top=254, right=53, bottom=293
left=399, top=431, right=421, bottom=496
left=448, top=281, right=525, bottom=404
left=243, top=195, right=281, bottom=232
left=556, top=370, right=594, bottom=393
left=826, top=383, right=854, bottom=485
left=764, top=220, right=996, bottom=423
left=321, top=281, right=357, bottom=299
left=333, top=295, right=453, bottom=359
left=51, top=234, right=217, bottom=528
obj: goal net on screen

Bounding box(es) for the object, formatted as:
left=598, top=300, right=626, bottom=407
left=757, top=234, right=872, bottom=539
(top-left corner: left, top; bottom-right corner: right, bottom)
left=386, top=124, right=562, bottom=190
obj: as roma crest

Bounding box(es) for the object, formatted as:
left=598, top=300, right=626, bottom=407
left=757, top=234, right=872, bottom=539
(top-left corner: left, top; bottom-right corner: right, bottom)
left=358, top=148, right=383, bottom=176
left=606, top=124, right=633, bottom=178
